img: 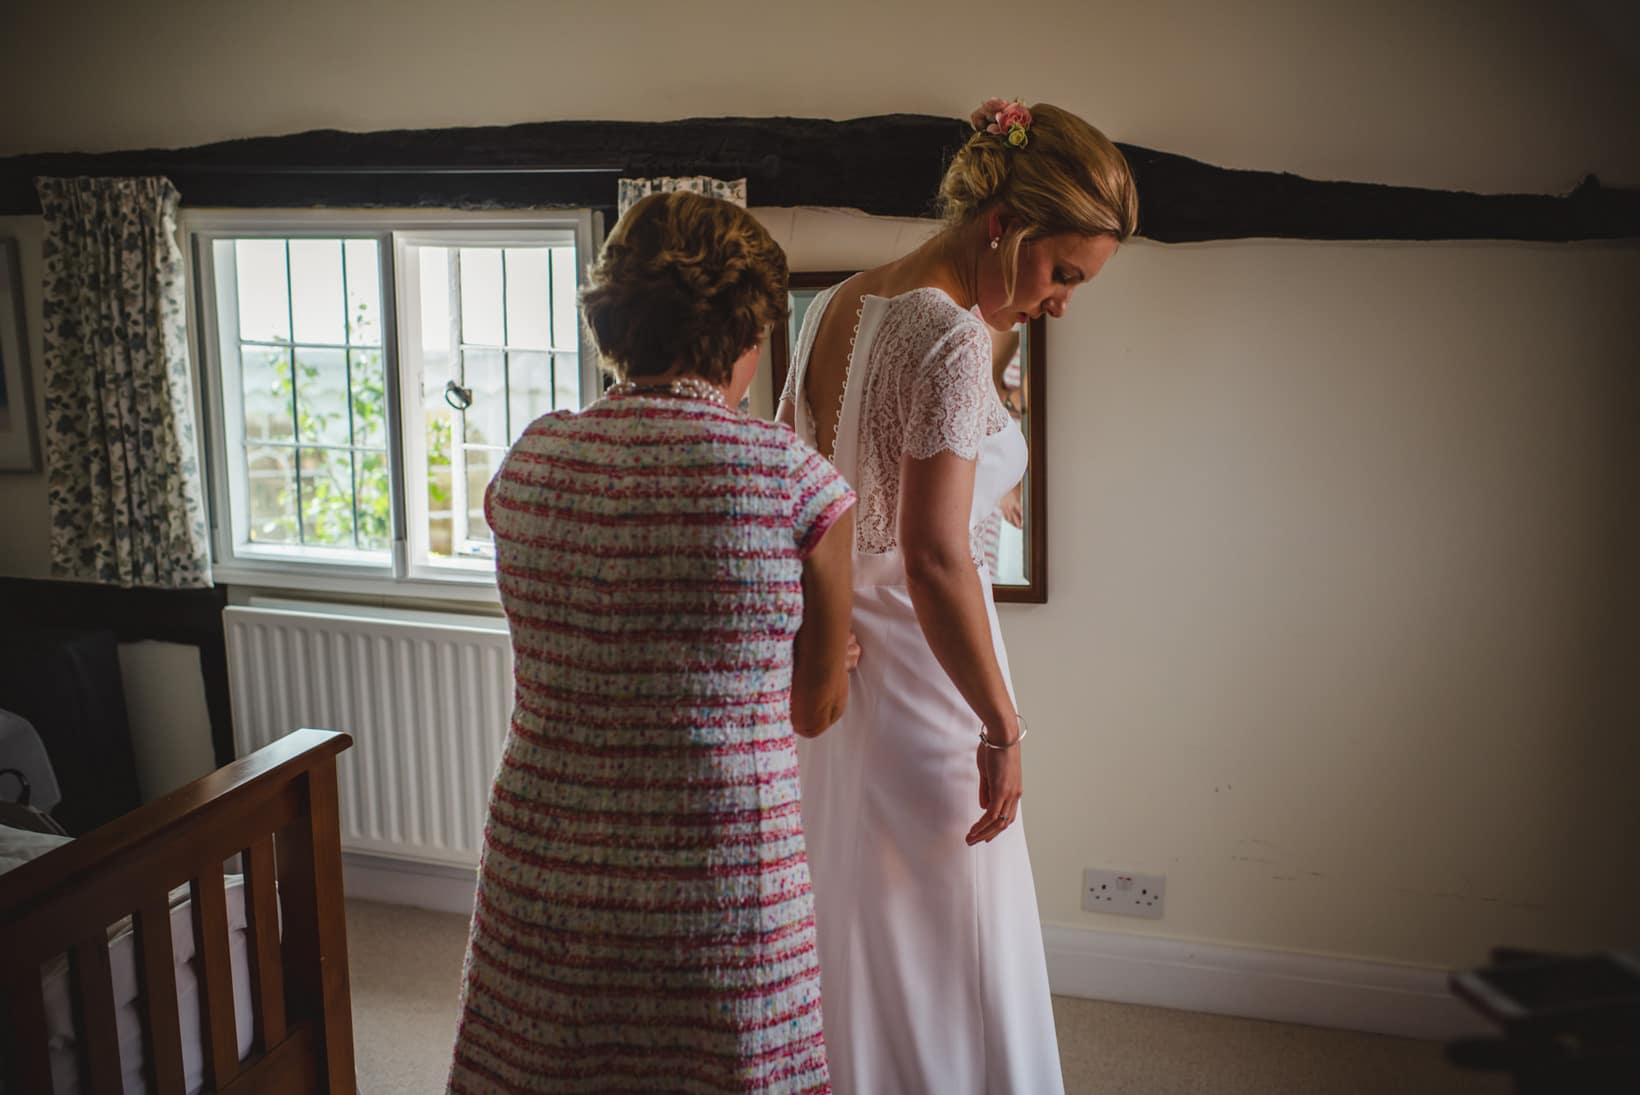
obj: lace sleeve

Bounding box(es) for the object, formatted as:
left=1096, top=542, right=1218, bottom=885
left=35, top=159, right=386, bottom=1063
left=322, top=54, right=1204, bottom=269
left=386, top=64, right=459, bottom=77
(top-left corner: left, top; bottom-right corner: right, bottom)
left=901, top=318, right=998, bottom=461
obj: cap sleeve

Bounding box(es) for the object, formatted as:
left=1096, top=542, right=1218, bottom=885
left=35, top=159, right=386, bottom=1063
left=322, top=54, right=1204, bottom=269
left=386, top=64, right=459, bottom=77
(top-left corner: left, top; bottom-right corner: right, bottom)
left=789, top=442, right=856, bottom=559
left=901, top=317, right=997, bottom=461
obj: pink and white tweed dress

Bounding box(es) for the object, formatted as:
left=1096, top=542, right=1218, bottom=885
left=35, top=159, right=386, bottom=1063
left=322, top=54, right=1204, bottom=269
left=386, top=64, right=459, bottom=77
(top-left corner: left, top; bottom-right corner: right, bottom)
left=447, top=391, right=853, bottom=1095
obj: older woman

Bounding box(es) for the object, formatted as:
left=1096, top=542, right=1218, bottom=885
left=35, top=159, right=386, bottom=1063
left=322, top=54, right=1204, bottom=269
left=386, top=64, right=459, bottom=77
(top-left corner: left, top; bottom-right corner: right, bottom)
left=449, top=191, right=855, bottom=1094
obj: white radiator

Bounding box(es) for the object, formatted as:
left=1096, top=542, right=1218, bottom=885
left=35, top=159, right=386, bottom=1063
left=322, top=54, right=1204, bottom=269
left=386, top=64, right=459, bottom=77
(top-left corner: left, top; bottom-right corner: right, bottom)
left=223, top=601, right=513, bottom=868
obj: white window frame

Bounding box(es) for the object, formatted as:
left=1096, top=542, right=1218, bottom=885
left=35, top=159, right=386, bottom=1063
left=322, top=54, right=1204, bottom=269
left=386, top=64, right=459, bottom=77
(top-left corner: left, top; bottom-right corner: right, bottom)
left=394, top=228, right=589, bottom=583
left=187, top=208, right=601, bottom=602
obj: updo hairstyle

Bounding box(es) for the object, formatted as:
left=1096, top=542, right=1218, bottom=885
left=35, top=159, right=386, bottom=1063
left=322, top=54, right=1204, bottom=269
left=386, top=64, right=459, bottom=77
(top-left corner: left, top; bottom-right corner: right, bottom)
left=939, top=103, right=1139, bottom=298
left=580, top=190, right=789, bottom=384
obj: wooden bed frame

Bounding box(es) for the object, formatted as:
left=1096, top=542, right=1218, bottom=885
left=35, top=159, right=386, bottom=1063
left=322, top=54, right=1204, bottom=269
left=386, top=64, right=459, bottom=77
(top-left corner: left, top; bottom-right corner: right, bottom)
left=1, top=728, right=356, bottom=1094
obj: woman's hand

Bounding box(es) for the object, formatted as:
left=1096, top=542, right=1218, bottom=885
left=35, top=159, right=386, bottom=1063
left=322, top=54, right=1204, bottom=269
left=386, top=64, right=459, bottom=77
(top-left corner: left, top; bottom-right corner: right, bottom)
left=967, top=733, right=1023, bottom=845
left=845, top=632, right=862, bottom=671
left=999, top=483, right=1024, bottom=529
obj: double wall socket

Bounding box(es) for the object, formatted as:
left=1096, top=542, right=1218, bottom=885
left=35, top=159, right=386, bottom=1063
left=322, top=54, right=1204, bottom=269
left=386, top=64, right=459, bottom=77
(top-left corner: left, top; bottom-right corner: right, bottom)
left=1082, top=868, right=1166, bottom=919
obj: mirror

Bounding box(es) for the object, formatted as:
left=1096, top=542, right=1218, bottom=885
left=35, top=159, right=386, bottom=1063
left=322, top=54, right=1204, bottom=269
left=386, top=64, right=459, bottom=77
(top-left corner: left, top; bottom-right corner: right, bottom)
left=767, top=271, right=1047, bottom=603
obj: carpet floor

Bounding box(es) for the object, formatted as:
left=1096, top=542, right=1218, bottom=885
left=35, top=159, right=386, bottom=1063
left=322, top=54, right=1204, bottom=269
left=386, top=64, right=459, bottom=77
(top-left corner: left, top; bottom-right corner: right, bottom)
left=346, top=899, right=1509, bottom=1094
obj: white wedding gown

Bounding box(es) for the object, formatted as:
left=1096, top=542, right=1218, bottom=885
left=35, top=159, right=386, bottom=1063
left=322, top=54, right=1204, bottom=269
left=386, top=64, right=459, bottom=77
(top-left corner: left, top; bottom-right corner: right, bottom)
left=783, top=284, right=1064, bottom=1095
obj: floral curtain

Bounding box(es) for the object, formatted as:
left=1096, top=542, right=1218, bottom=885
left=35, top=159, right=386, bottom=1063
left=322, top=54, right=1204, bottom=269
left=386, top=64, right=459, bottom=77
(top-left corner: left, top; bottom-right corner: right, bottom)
left=35, top=176, right=211, bottom=588
left=617, top=176, right=747, bottom=219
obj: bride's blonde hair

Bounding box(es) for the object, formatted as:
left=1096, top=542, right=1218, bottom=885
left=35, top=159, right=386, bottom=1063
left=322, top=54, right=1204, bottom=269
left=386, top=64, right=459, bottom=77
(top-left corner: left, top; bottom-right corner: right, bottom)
left=939, top=103, right=1138, bottom=299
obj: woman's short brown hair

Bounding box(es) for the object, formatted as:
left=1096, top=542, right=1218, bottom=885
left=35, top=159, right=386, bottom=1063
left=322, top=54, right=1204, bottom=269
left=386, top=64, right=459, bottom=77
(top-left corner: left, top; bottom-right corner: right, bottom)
left=579, top=191, right=789, bottom=385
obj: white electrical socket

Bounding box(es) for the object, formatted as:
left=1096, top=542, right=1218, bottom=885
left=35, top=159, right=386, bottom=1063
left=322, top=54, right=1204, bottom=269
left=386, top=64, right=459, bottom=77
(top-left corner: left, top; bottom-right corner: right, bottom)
left=1082, top=868, right=1166, bottom=919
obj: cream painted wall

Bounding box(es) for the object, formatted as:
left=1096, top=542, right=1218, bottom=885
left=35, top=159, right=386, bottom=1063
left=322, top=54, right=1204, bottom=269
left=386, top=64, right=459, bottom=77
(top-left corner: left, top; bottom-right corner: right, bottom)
left=1, top=1, right=1635, bottom=973
left=3, top=0, right=1638, bottom=193
left=1018, top=238, right=1639, bottom=966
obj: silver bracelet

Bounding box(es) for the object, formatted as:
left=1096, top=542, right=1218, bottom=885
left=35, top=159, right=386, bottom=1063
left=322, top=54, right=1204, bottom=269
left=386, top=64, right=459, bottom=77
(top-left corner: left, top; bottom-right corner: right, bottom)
left=979, top=714, right=1028, bottom=750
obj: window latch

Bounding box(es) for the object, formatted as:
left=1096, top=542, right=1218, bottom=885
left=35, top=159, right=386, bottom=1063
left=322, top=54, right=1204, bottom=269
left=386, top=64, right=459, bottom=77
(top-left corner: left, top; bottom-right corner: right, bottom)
left=444, top=380, right=474, bottom=411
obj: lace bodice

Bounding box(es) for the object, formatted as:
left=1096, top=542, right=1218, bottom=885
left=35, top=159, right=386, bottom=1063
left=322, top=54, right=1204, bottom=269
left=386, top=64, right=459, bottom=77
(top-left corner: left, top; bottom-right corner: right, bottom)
left=782, top=285, right=1015, bottom=560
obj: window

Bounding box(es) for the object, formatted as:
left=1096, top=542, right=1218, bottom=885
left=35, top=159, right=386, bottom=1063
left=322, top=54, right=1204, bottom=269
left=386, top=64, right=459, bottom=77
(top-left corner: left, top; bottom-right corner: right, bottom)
left=190, top=211, right=599, bottom=595
left=398, top=236, right=584, bottom=573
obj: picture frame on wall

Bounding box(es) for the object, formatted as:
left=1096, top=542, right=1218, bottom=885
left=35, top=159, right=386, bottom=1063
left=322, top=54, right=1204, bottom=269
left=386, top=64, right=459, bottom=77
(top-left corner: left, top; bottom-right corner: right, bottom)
left=0, top=238, right=41, bottom=473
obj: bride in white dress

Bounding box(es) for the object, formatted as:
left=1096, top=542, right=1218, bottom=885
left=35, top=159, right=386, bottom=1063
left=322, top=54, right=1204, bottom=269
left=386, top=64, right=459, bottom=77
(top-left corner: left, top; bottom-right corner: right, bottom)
left=777, top=100, right=1139, bottom=1094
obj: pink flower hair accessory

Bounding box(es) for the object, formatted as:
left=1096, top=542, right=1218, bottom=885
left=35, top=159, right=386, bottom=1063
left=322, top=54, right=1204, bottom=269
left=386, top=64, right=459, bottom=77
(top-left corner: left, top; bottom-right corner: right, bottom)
left=970, top=98, right=1033, bottom=148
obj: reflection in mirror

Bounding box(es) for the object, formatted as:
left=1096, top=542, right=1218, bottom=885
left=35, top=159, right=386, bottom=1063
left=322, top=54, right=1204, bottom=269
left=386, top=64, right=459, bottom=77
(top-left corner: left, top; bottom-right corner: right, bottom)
left=769, top=272, right=1047, bottom=603
left=982, top=321, right=1028, bottom=587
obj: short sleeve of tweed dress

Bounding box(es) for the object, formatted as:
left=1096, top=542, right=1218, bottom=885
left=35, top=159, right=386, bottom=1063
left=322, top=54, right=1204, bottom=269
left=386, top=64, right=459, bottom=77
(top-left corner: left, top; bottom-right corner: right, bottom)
left=788, top=438, right=855, bottom=559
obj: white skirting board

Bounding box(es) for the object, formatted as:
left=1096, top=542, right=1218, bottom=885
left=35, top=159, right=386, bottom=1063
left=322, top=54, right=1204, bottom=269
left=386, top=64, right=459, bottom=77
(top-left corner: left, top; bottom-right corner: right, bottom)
left=342, top=852, right=481, bottom=919
left=339, top=856, right=1489, bottom=1042
left=1042, top=923, right=1493, bottom=1041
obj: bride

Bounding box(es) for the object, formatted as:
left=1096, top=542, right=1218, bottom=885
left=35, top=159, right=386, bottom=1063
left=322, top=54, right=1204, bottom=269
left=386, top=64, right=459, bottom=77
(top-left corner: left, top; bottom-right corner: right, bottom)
left=778, top=99, right=1138, bottom=1093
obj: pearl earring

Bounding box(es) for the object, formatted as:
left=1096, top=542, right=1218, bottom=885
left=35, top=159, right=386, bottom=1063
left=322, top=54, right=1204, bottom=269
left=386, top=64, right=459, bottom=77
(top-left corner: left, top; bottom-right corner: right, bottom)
left=989, top=237, right=1000, bottom=250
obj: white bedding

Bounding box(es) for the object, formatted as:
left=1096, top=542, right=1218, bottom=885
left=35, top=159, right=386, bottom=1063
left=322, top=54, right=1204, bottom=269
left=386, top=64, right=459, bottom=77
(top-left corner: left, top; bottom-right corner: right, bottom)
left=0, top=823, right=72, bottom=874
left=1, top=826, right=258, bottom=1095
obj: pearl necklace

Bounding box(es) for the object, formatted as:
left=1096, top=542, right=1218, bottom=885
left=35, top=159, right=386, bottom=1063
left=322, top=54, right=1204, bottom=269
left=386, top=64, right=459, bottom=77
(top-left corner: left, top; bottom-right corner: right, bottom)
left=606, top=376, right=728, bottom=407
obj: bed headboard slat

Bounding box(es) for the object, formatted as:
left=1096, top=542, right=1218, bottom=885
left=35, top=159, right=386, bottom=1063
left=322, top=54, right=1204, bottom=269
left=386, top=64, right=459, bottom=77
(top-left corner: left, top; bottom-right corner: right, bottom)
left=192, top=862, right=242, bottom=1088
left=70, top=930, right=124, bottom=1094
left=0, top=964, right=53, bottom=1092
left=243, top=835, right=288, bottom=1051
left=272, top=759, right=356, bottom=1094
left=134, top=894, right=188, bottom=1094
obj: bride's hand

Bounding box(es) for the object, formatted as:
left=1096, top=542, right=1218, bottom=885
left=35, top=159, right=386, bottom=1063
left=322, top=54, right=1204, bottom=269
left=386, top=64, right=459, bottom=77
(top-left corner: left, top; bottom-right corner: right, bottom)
left=967, top=736, right=1023, bottom=845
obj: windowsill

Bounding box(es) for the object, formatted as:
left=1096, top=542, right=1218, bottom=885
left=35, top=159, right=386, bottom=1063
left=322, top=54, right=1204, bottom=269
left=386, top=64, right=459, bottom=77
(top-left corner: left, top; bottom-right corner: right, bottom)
left=210, top=561, right=501, bottom=607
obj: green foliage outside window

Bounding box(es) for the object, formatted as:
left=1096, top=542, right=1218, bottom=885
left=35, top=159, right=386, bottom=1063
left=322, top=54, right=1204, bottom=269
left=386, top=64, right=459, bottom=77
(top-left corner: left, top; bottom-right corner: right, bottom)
left=247, top=300, right=397, bottom=550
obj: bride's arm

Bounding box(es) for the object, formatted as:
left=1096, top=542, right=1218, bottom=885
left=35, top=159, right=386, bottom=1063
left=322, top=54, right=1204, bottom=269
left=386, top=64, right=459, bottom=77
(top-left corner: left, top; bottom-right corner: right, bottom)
left=899, top=450, right=1022, bottom=845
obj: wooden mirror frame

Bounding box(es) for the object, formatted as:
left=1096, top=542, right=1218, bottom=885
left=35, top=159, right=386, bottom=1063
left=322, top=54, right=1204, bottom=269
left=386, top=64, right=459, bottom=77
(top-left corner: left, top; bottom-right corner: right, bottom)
left=770, top=271, right=1047, bottom=604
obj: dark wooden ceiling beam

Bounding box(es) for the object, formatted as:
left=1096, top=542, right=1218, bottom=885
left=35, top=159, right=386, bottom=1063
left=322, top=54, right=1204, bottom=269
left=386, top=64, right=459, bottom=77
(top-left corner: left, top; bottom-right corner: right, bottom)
left=1, top=114, right=1634, bottom=242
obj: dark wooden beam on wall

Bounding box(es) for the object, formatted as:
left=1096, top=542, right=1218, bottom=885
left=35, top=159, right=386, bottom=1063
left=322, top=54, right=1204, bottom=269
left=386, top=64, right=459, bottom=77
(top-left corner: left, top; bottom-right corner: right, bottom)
left=0, top=113, right=1635, bottom=242
left=1120, top=145, right=1640, bottom=243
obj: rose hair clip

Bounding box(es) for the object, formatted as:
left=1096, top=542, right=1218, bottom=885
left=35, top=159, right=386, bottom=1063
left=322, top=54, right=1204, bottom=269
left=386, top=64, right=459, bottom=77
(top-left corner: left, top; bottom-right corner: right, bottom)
left=970, top=98, right=1033, bottom=148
